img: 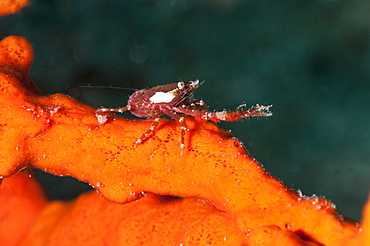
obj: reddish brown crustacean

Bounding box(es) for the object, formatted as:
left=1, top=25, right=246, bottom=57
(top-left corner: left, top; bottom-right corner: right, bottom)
left=97, top=80, right=272, bottom=149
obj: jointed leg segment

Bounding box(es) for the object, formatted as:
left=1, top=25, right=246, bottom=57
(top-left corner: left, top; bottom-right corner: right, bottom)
left=135, top=117, right=161, bottom=146
left=171, top=104, right=272, bottom=123
left=97, top=105, right=131, bottom=113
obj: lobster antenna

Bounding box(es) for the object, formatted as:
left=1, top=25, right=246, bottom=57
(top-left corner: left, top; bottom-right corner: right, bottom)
left=79, top=85, right=137, bottom=91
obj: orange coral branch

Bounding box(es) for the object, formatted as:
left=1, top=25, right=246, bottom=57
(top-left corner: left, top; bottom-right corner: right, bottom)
left=0, top=36, right=361, bottom=245
left=20, top=191, right=247, bottom=245
left=342, top=195, right=370, bottom=245
left=0, top=172, right=47, bottom=245
left=18, top=190, right=322, bottom=246
left=0, top=174, right=322, bottom=245
left=0, top=0, right=28, bottom=17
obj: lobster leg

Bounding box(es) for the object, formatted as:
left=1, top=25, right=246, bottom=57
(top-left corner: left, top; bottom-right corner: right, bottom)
left=171, top=104, right=272, bottom=123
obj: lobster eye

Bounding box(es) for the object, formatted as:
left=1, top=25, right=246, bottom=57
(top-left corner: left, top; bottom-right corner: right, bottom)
left=177, top=82, right=185, bottom=90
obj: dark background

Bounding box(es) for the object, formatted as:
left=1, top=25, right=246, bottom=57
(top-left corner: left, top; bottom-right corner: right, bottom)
left=1, top=0, right=369, bottom=221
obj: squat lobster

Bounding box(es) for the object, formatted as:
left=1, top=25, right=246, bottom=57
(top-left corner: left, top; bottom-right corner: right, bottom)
left=96, top=80, right=272, bottom=149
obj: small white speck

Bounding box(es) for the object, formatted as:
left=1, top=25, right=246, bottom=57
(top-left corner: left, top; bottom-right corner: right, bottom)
left=215, top=111, right=227, bottom=121
left=236, top=103, right=247, bottom=110
left=96, top=113, right=108, bottom=124
left=49, top=106, right=60, bottom=115
left=311, top=197, right=319, bottom=205
left=296, top=189, right=303, bottom=198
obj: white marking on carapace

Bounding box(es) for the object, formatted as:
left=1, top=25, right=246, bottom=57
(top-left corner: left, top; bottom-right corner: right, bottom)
left=149, top=89, right=178, bottom=103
